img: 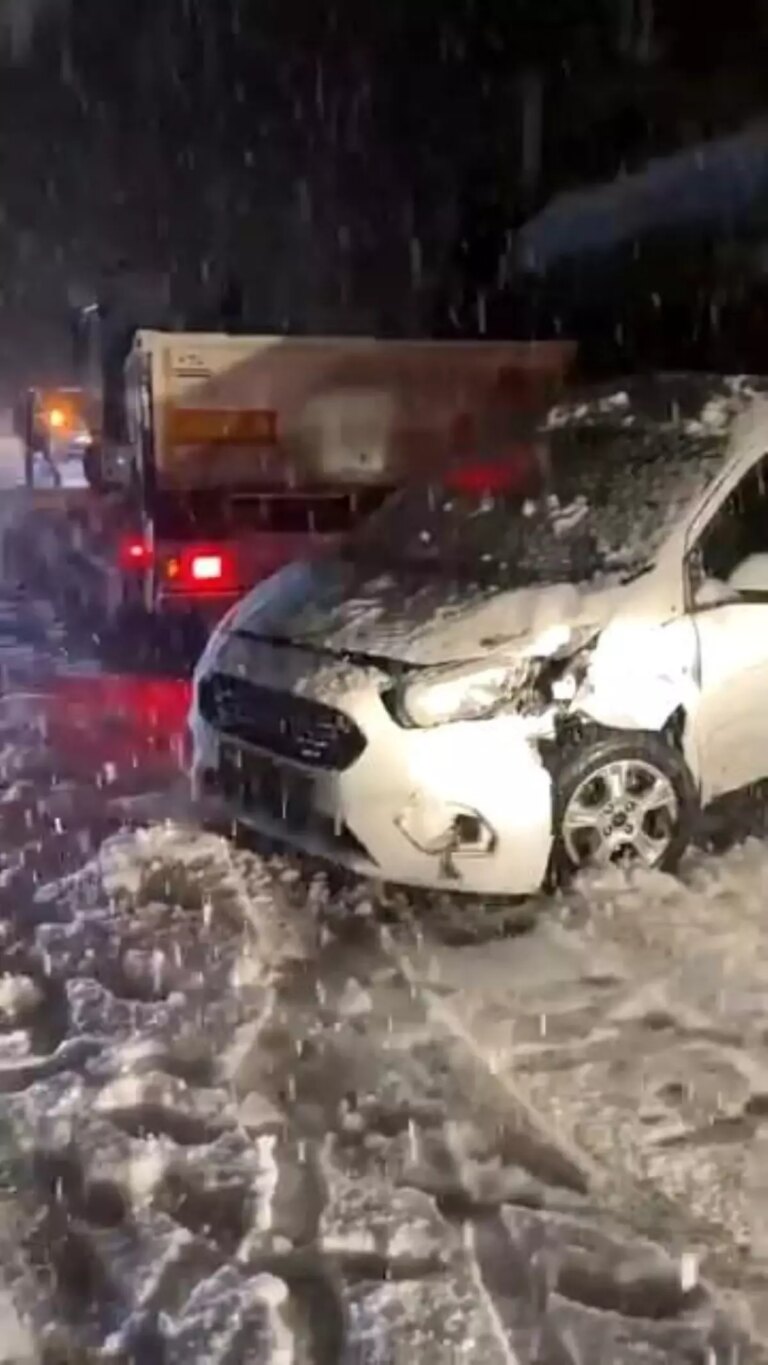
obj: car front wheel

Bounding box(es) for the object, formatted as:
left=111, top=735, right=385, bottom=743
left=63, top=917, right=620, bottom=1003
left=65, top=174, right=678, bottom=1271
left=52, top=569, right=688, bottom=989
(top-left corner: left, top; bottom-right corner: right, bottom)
left=553, top=731, right=697, bottom=880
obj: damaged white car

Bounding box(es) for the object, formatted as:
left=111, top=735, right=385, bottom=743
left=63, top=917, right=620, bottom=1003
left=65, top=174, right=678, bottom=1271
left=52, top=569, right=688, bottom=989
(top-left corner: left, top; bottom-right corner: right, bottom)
left=188, top=383, right=768, bottom=896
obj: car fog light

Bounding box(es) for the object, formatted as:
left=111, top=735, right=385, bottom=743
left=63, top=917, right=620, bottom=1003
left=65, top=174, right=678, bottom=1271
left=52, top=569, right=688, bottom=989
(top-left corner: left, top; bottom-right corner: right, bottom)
left=395, top=795, right=495, bottom=856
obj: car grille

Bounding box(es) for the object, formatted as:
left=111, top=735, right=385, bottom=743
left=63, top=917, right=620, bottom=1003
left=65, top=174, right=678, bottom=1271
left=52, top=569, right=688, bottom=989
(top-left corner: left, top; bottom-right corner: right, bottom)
left=198, top=672, right=367, bottom=771
left=219, top=740, right=315, bottom=823
left=215, top=740, right=372, bottom=861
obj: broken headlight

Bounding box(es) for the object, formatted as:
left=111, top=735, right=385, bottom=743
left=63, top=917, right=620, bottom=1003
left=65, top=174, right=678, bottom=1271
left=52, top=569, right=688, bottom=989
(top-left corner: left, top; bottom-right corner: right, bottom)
left=387, top=659, right=534, bottom=729
left=385, top=626, right=600, bottom=729
left=536, top=626, right=599, bottom=705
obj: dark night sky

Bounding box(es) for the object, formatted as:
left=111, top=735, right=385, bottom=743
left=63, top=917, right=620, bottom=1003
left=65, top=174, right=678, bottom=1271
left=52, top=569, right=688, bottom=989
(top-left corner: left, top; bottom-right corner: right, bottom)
left=2, top=0, right=768, bottom=395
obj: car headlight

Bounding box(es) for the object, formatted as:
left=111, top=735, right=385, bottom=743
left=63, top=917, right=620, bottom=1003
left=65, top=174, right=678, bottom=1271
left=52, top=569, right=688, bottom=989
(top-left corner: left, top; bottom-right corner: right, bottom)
left=537, top=625, right=599, bottom=702
left=389, top=659, right=533, bottom=729
left=385, top=625, right=600, bottom=730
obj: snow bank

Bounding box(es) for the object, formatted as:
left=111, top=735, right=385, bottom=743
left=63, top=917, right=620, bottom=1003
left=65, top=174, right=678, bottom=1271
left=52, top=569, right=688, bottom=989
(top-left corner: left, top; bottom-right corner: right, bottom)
left=0, top=1289, right=34, bottom=1364
left=98, top=821, right=311, bottom=977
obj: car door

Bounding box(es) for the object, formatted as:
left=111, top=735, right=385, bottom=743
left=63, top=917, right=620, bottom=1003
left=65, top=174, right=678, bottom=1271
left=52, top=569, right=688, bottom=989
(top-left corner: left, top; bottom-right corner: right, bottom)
left=687, top=452, right=768, bottom=801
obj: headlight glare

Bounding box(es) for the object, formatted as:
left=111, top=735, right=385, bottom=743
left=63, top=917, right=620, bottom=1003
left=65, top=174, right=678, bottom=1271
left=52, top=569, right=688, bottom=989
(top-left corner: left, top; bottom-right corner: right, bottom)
left=393, top=660, right=532, bottom=728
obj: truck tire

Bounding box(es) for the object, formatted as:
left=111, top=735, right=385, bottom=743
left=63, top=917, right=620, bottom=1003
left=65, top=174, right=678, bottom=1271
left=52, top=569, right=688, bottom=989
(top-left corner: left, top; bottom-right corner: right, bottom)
left=552, top=731, right=698, bottom=882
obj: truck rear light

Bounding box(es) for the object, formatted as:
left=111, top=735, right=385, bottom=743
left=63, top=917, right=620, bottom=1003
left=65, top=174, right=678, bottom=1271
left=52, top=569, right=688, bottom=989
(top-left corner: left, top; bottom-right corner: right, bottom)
left=162, top=545, right=236, bottom=592
left=190, top=553, right=224, bottom=582
left=119, top=536, right=153, bottom=570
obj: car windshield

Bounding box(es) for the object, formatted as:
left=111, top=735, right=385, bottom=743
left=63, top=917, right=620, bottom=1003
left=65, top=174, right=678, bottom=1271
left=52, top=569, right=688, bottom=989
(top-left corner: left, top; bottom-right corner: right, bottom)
left=344, top=417, right=727, bottom=589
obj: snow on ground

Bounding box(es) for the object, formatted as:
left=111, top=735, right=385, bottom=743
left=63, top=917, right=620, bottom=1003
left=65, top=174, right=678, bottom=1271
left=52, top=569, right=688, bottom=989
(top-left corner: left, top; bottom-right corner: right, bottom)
left=396, top=832, right=768, bottom=1345
left=0, top=594, right=754, bottom=1362
left=33, top=454, right=88, bottom=490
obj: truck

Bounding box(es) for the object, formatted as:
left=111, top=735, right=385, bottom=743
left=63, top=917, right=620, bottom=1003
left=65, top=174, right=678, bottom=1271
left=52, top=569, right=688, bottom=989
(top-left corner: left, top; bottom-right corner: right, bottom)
left=11, top=309, right=576, bottom=665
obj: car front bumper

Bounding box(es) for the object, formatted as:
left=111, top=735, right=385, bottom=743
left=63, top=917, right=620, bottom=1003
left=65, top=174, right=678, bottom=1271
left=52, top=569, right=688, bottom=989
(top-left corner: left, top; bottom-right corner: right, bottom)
left=188, top=647, right=554, bottom=897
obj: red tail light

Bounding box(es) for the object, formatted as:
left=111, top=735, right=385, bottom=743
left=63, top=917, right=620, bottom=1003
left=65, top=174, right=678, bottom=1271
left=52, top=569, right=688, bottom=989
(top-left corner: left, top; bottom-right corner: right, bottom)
left=163, top=545, right=236, bottom=593
left=446, top=462, right=516, bottom=494
left=445, top=443, right=544, bottom=496
left=190, top=553, right=225, bottom=583
left=118, top=536, right=153, bottom=571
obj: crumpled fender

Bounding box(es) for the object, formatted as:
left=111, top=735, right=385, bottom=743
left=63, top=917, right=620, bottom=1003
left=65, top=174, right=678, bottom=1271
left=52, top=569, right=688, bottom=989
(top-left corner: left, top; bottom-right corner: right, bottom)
left=571, top=617, right=700, bottom=733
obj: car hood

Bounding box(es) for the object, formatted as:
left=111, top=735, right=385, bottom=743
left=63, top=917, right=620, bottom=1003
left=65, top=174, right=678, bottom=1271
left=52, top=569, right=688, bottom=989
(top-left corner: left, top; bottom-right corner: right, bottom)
left=228, top=556, right=631, bottom=667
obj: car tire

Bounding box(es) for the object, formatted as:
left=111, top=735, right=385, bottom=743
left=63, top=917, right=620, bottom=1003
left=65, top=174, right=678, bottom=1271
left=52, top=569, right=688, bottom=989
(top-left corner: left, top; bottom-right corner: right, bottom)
left=552, top=730, right=698, bottom=883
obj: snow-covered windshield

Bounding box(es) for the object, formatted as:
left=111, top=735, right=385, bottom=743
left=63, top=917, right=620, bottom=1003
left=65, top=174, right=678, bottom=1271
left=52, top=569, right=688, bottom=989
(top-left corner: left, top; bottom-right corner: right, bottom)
left=345, top=408, right=729, bottom=588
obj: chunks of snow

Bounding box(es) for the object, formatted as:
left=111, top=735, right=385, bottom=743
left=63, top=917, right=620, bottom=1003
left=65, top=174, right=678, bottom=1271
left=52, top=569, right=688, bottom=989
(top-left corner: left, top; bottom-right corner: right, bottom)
left=343, top=1272, right=510, bottom=1365
left=337, top=977, right=373, bottom=1019
left=0, top=1289, right=35, bottom=1364
left=161, top=1267, right=294, bottom=1365
left=0, top=976, right=41, bottom=1024
left=236, top=1091, right=286, bottom=1136
left=319, top=1140, right=455, bottom=1267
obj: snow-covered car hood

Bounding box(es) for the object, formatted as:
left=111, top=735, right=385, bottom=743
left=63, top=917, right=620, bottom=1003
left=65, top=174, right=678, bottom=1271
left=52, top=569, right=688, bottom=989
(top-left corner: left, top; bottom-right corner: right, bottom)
left=226, top=556, right=628, bottom=668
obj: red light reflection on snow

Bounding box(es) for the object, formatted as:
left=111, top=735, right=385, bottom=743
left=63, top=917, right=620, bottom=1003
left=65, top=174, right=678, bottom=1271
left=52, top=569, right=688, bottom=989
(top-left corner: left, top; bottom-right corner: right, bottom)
left=41, top=673, right=191, bottom=779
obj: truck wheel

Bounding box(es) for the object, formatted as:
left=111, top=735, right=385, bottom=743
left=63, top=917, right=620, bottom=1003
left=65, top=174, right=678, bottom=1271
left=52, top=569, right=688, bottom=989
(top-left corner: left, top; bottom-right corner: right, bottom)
left=552, top=731, right=697, bottom=881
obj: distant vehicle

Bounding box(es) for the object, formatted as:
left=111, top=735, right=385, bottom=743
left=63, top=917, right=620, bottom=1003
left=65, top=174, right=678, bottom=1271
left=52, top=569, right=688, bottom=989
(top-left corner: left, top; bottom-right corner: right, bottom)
left=17, top=386, right=92, bottom=486
left=188, top=375, right=768, bottom=896
left=11, top=309, right=574, bottom=659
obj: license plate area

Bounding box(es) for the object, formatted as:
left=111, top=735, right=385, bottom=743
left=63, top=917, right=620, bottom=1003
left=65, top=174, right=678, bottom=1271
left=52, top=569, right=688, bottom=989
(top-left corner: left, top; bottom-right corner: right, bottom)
left=219, top=741, right=315, bottom=827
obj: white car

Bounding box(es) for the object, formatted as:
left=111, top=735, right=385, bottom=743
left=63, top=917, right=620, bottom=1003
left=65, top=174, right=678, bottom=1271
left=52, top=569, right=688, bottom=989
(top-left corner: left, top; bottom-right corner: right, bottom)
left=188, top=380, right=768, bottom=896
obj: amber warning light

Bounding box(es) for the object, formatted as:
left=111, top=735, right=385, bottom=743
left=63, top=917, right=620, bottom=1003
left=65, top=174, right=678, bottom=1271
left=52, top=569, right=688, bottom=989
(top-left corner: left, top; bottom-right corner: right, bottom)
left=38, top=393, right=85, bottom=436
